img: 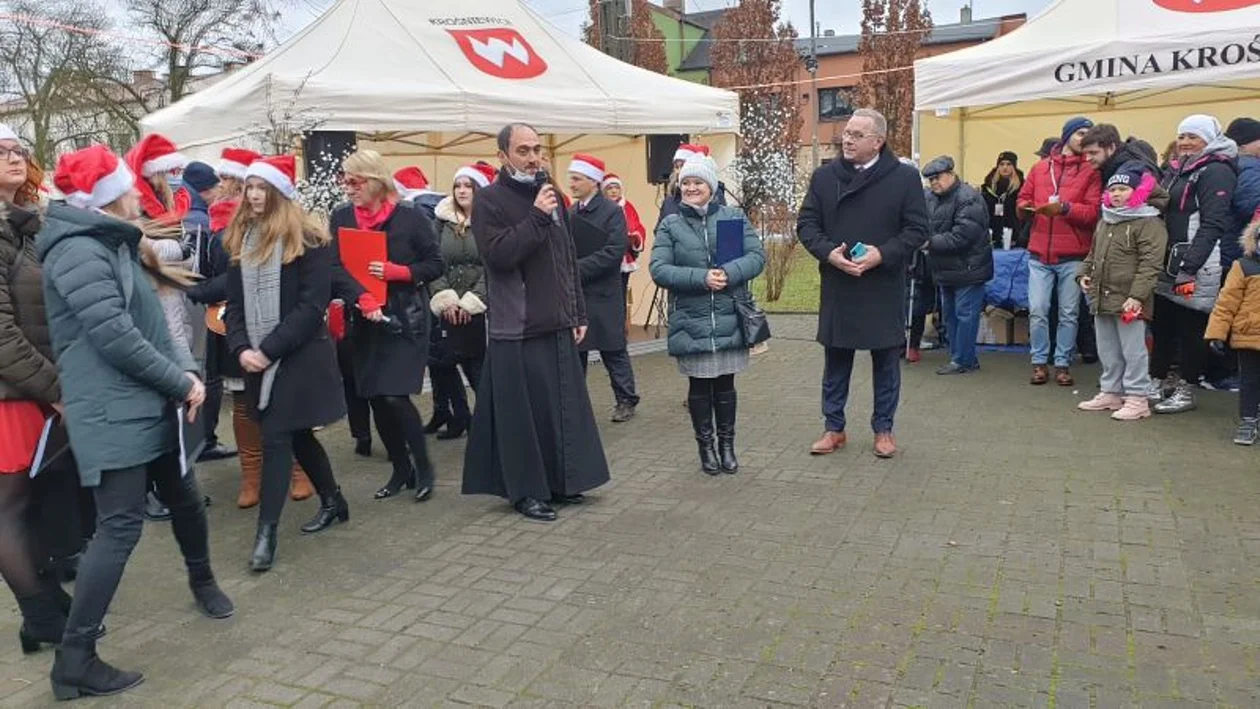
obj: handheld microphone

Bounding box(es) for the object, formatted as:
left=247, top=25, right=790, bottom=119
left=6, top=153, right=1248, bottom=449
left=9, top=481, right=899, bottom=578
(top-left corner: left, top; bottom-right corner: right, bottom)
left=534, top=170, right=562, bottom=224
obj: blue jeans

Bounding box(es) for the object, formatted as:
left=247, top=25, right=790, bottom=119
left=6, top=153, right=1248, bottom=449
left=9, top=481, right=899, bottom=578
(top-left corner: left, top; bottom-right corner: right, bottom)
left=940, top=283, right=986, bottom=369
left=822, top=347, right=901, bottom=434
left=1028, top=259, right=1082, bottom=367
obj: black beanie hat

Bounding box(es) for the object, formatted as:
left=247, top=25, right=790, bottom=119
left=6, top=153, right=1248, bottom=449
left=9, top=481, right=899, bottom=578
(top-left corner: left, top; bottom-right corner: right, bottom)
left=997, top=151, right=1018, bottom=167
left=183, top=161, right=220, bottom=193
left=1226, top=117, right=1260, bottom=147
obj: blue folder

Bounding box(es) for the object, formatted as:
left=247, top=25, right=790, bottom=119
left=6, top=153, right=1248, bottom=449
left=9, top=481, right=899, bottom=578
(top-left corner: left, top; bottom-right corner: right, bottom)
left=715, top=219, right=744, bottom=266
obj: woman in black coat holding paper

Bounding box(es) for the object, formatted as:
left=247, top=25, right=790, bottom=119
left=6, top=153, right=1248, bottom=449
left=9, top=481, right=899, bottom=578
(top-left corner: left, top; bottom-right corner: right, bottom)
left=329, top=150, right=444, bottom=502
left=223, top=156, right=348, bottom=573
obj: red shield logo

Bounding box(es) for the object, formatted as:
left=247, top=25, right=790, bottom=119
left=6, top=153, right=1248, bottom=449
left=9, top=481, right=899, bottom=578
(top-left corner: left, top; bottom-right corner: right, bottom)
left=1154, top=0, right=1260, bottom=11
left=447, top=28, right=548, bottom=80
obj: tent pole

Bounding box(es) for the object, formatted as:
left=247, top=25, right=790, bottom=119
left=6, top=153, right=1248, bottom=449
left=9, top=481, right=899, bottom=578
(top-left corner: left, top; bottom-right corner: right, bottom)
left=956, top=108, right=966, bottom=181
left=911, top=110, right=920, bottom=164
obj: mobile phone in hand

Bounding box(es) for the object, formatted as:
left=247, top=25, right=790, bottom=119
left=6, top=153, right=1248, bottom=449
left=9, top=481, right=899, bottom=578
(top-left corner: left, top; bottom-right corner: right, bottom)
left=850, top=242, right=868, bottom=259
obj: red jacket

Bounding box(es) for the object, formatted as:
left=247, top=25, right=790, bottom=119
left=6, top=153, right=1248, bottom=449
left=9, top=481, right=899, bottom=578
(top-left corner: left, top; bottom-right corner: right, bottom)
left=619, top=198, right=645, bottom=272
left=1017, top=147, right=1101, bottom=263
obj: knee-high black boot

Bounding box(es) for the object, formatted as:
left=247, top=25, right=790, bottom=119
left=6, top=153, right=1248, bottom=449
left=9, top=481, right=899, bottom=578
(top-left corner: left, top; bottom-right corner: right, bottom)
left=687, top=394, right=720, bottom=475
left=713, top=391, right=739, bottom=474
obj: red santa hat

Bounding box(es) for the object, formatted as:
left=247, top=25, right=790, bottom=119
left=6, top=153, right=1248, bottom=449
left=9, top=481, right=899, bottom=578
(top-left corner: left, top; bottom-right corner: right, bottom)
left=245, top=155, right=298, bottom=200
left=601, top=173, right=623, bottom=189
left=393, top=166, right=432, bottom=201
left=568, top=153, right=605, bottom=183
left=218, top=147, right=262, bottom=180
left=692, top=144, right=711, bottom=157
left=672, top=144, right=698, bottom=163
left=126, top=134, right=188, bottom=178
left=453, top=162, right=497, bottom=189
left=54, top=145, right=135, bottom=211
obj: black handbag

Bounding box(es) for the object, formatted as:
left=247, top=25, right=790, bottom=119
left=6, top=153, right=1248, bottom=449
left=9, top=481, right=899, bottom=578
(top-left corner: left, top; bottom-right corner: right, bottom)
left=736, top=290, right=771, bottom=346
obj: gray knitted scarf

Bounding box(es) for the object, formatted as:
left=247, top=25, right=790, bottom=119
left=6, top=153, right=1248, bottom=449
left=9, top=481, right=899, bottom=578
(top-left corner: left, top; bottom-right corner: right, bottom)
left=240, top=227, right=283, bottom=410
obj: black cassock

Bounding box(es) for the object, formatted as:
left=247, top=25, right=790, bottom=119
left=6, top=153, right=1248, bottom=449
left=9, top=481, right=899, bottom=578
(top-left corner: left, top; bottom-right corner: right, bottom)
left=461, top=331, right=610, bottom=503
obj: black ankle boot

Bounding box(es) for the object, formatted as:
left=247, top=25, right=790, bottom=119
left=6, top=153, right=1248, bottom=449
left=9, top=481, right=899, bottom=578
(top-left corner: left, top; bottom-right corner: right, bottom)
left=250, top=523, right=278, bottom=573
left=687, top=394, right=720, bottom=475
left=436, top=415, right=468, bottom=440
left=50, top=640, right=144, bottom=700
left=424, top=410, right=451, bottom=435
left=374, top=464, right=417, bottom=499
left=16, top=591, right=66, bottom=654
left=301, top=488, right=349, bottom=534
left=187, top=563, right=235, bottom=619
left=713, top=391, right=739, bottom=474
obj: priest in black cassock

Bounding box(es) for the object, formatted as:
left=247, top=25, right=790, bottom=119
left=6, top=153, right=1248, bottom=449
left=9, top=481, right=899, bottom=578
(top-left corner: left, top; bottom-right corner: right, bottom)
left=461, top=123, right=611, bottom=522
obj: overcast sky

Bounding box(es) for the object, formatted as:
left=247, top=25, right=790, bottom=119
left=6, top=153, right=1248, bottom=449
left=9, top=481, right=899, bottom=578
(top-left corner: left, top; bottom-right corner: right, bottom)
left=279, top=0, right=1055, bottom=41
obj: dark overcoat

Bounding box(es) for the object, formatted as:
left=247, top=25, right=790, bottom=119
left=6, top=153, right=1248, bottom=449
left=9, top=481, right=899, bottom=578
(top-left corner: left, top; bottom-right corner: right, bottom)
left=797, top=147, right=930, bottom=350
left=225, top=241, right=346, bottom=435
left=328, top=202, right=444, bottom=398
left=571, top=192, right=629, bottom=352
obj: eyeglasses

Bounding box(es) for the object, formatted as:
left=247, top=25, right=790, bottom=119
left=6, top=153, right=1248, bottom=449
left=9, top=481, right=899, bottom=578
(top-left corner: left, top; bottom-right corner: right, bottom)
left=927, top=174, right=947, bottom=183
left=0, top=146, right=30, bottom=162
left=340, top=175, right=367, bottom=189
left=842, top=130, right=879, bottom=141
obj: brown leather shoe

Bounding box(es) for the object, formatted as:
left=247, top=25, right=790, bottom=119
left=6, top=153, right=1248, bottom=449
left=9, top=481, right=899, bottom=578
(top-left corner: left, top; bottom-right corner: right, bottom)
left=1055, top=367, right=1074, bottom=386
left=1030, top=365, right=1049, bottom=385
left=873, top=432, right=897, bottom=458
left=810, top=431, right=847, bottom=455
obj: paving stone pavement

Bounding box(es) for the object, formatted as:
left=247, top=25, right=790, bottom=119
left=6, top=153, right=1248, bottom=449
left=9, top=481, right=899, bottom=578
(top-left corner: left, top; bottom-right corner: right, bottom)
left=3, top=314, right=1260, bottom=708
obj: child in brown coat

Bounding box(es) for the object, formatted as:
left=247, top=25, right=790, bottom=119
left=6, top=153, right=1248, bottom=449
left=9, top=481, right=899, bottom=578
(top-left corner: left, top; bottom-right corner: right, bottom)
left=1206, top=206, right=1260, bottom=445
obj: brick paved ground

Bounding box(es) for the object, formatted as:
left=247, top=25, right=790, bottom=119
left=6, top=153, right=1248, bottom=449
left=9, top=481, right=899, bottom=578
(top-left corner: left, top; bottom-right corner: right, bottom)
left=3, top=314, right=1259, bottom=708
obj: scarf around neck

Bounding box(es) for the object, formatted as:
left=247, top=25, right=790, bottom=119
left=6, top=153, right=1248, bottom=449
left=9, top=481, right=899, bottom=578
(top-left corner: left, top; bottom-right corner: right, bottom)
left=1102, top=203, right=1161, bottom=224
left=354, top=199, right=397, bottom=231
left=240, top=226, right=283, bottom=410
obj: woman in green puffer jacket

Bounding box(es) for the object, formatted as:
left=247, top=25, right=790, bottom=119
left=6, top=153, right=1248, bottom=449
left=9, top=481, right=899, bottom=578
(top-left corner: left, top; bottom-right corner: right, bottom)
left=650, top=155, right=765, bottom=476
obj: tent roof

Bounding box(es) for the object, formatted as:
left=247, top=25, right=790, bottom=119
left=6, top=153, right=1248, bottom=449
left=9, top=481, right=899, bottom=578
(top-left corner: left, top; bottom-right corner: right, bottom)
left=915, top=0, right=1260, bottom=110
left=141, top=0, right=739, bottom=149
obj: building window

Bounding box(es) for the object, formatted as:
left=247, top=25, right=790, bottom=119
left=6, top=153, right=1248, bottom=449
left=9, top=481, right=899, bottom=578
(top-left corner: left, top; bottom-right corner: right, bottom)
left=818, top=88, right=854, bottom=122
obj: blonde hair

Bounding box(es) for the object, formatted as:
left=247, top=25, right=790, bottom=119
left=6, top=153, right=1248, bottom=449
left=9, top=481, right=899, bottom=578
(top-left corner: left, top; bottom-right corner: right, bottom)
left=136, top=221, right=199, bottom=287
left=342, top=149, right=396, bottom=202
left=147, top=174, right=174, bottom=211
left=222, top=180, right=329, bottom=265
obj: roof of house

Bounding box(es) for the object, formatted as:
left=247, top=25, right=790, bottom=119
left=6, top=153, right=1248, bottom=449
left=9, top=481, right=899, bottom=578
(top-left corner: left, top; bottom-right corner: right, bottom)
left=796, top=17, right=1010, bottom=58
left=676, top=14, right=1020, bottom=72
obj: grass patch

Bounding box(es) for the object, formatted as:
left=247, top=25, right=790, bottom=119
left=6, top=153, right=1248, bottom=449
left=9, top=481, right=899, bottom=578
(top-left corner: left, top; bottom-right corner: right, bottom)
left=751, top=247, right=821, bottom=313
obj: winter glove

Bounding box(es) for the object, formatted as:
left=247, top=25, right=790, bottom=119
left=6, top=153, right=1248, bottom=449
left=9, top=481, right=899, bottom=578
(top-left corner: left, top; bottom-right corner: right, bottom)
left=381, top=262, right=412, bottom=282
left=1173, top=272, right=1196, bottom=297
left=357, top=292, right=382, bottom=314
left=1208, top=339, right=1227, bottom=356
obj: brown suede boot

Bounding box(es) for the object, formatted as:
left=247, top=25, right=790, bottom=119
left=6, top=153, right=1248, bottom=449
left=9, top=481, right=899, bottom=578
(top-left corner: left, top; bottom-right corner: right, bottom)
left=232, top=398, right=262, bottom=509
left=290, top=467, right=314, bottom=501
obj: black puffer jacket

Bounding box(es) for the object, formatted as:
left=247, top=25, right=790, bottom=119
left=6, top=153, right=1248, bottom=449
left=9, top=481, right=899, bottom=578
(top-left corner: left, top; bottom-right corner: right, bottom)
left=0, top=201, right=58, bottom=403
left=925, top=181, right=993, bottom=286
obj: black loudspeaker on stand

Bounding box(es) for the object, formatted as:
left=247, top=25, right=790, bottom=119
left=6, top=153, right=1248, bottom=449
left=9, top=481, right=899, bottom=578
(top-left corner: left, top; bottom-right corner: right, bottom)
left=303, top=131, right=358, bottom=175
left=645, top=134, right=688, bottom=185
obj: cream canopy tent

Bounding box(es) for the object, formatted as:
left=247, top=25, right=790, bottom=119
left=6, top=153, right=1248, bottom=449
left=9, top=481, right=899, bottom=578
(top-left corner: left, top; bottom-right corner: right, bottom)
left=141, top=0, right=741, bottom=327
left=913, top=0, right=1260, bottom=179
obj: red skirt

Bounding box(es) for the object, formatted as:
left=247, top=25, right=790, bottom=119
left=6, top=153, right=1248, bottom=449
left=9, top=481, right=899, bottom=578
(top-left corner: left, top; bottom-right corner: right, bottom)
left=0, top=400, right=48, bottom=474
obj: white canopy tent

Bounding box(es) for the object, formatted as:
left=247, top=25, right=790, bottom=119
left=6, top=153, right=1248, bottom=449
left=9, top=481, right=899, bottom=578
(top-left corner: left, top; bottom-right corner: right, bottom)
left=141, top=0, right=738, bottom=143
left=141, top=0, right=741, bottom=327
left=913, top=0, right=1260, bottom=178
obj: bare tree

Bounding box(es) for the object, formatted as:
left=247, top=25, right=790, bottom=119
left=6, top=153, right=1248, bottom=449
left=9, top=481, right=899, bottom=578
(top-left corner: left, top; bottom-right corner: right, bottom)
left=126, top=0, right=280, bottom=104
left=0, top=0, right=127, bottom=165
left=583, top=0, right=668, bottom=74
left=857, top=0, right=932, bottom=156
left=709, top=0, right=802, bottom=223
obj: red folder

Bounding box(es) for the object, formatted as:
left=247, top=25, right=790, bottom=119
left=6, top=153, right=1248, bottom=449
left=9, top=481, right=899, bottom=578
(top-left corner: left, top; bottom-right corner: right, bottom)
left=338, top=228, right=387, bottom=304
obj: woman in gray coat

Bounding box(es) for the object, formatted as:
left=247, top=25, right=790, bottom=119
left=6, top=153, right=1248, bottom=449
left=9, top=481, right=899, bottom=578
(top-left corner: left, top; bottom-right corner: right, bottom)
left=650, top=155, right=765, bottom=475
left=38, top=145, right=232, bottom=700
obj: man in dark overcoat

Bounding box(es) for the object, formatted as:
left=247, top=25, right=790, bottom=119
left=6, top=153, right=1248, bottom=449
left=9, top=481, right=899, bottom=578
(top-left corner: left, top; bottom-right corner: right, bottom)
left=797, top=108, right=930, bottom=459
left=567, top=153, right=639, bottom=422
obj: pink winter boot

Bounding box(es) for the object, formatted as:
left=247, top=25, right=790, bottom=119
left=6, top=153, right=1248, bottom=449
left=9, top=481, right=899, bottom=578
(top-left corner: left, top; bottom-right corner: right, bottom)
left=1078, top=392, right=1123, bottom=411
left=1111, top=396, right=1151, bottom=421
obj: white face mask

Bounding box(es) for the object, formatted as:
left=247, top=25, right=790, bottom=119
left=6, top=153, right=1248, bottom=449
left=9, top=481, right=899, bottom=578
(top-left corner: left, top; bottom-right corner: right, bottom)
left=506, top=165, right=536, bottom=184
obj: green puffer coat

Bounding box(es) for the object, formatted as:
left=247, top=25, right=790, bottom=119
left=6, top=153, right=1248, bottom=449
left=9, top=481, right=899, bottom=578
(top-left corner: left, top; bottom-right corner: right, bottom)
left=650, top=202, right=766, bottom=357
left=37, top=204, right=194, bottom=486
